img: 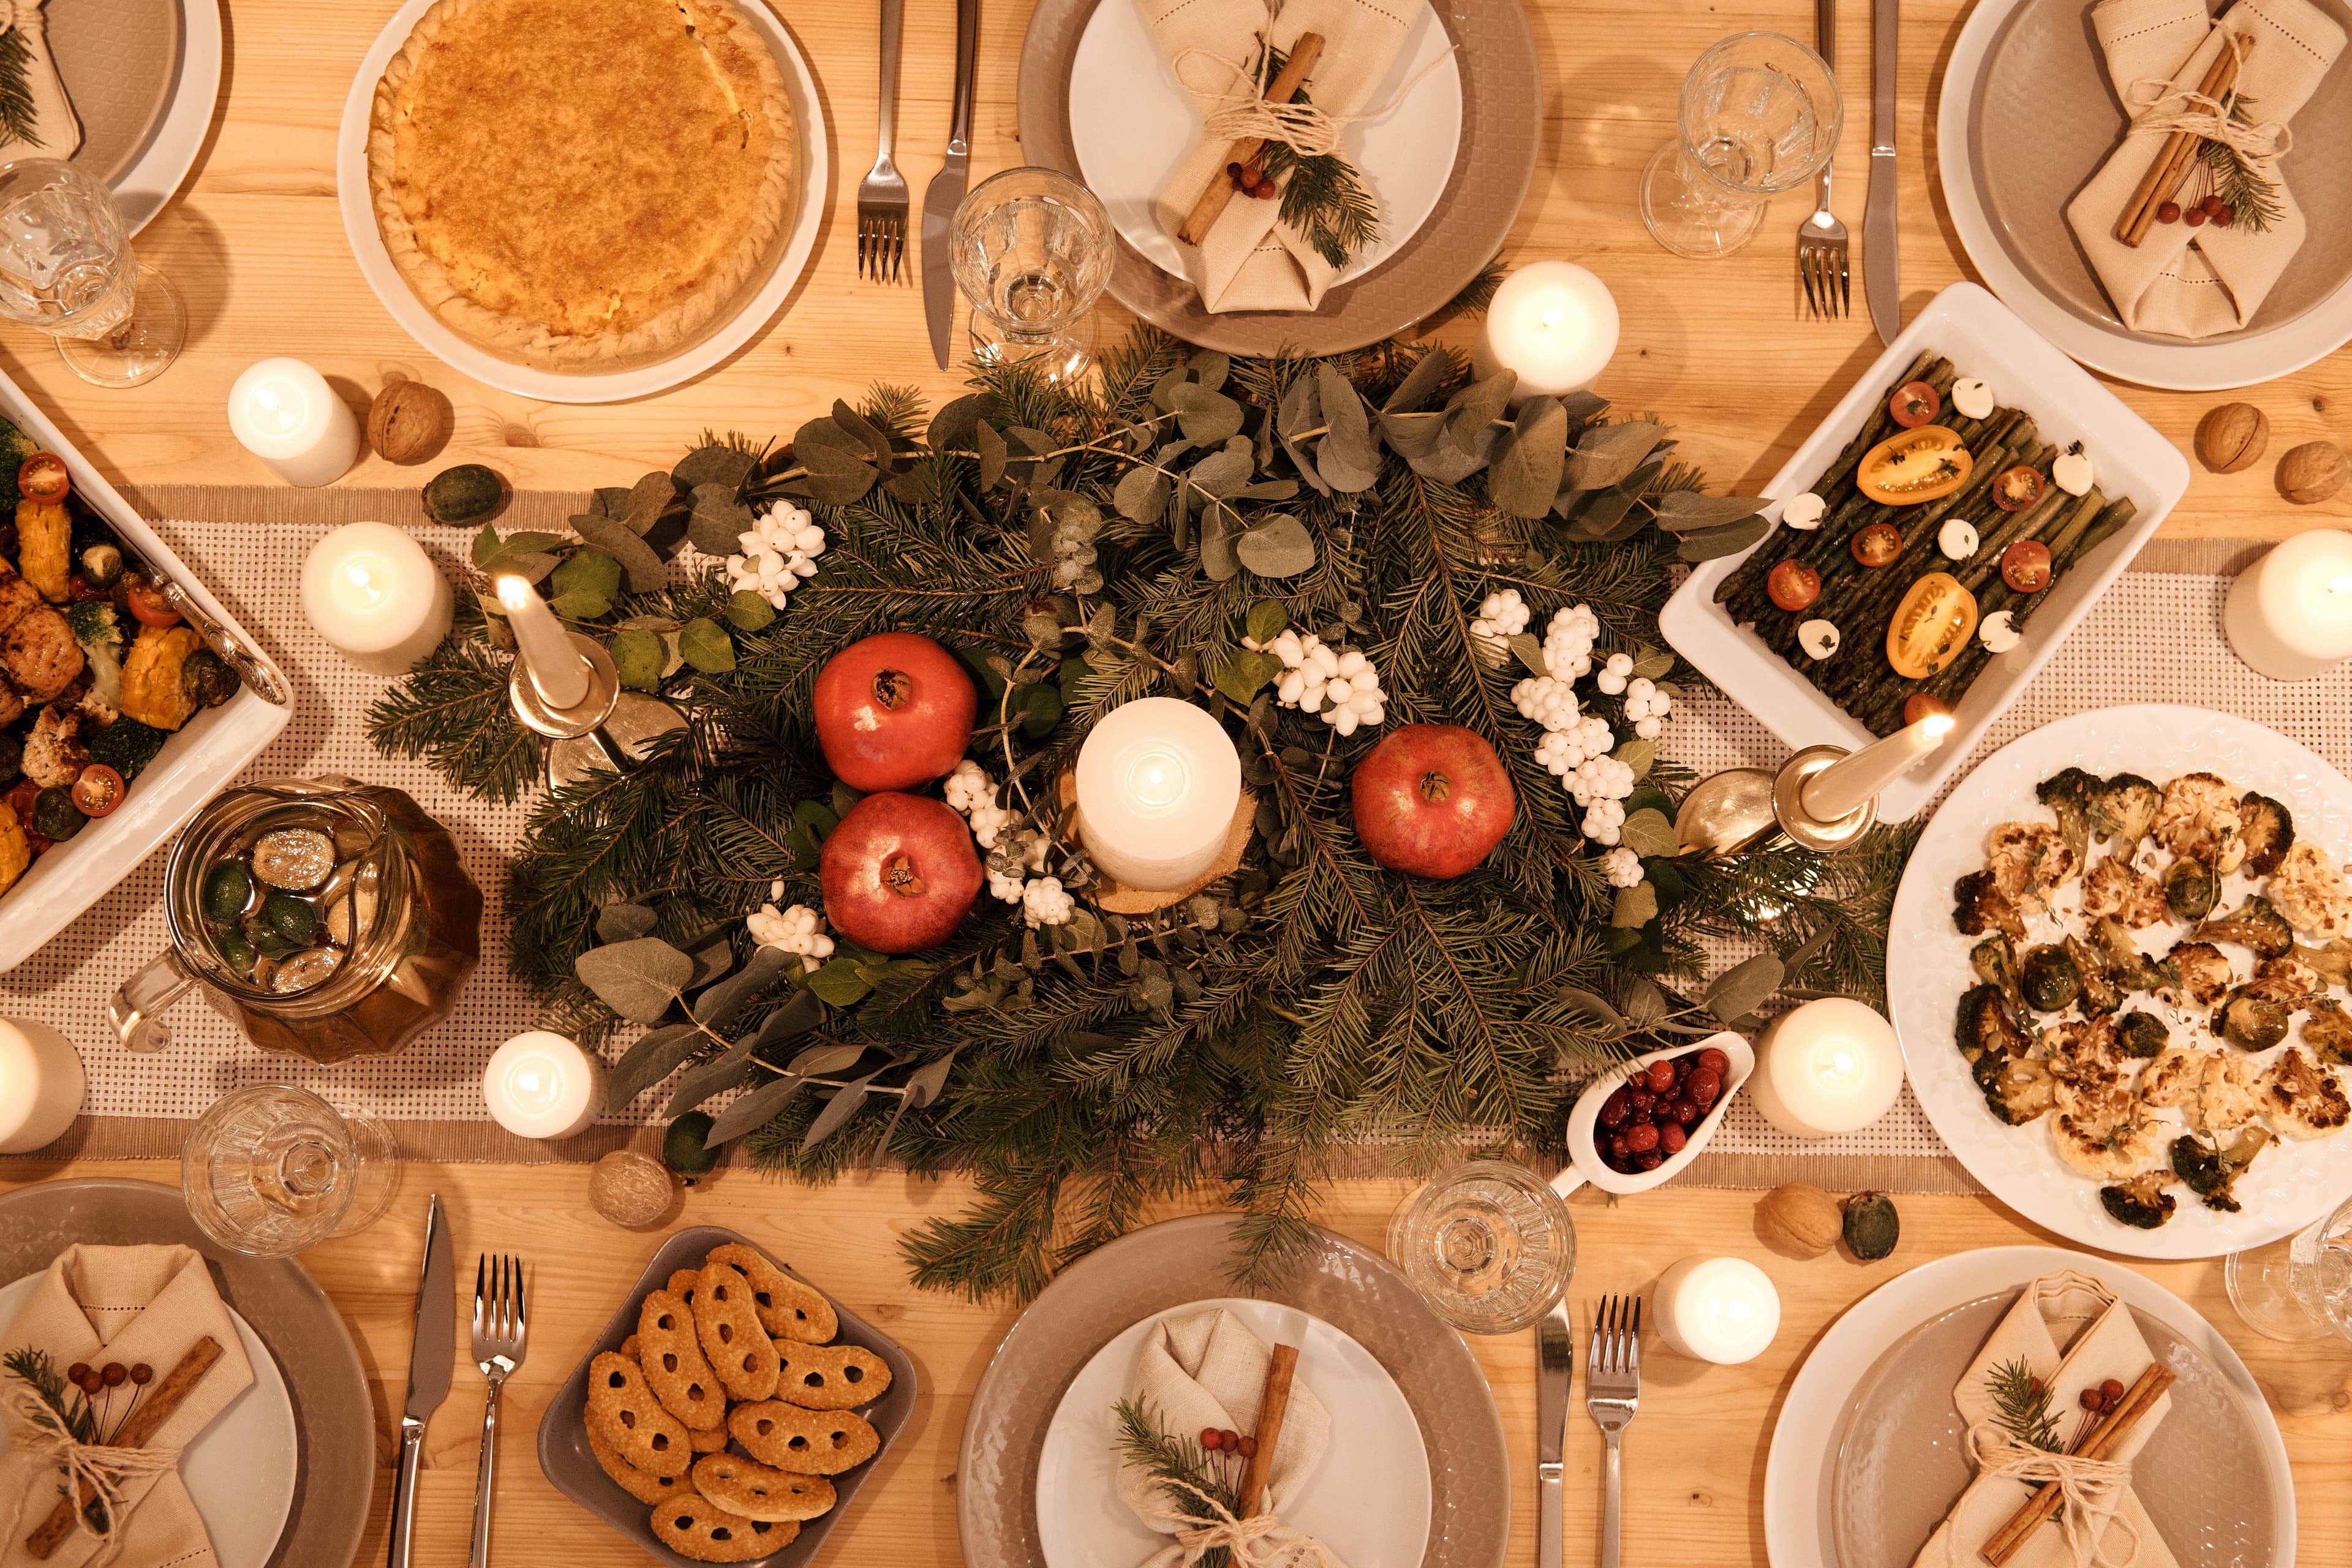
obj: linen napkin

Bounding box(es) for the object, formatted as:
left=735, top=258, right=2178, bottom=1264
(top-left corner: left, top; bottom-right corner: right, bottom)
left=1142, top=0, right=1412, bottom=314
left=0, top=1245, right=255, bottom=1568
left=1910, top=1271, right=2177, bottom=1568
left=2064, top=0, right=2346, bottom=339
left=1115, top=1306, right=1341, bottom=1568
left=0, top=2, right=82, bottom=164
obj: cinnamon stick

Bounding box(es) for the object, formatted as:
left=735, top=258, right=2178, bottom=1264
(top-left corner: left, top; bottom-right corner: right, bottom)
left=1235, top=1343, right=1300, bottom=1518
left=25, top=1337, right=224, bottom=1560
left=1979, top=1363, right=2176, bottom=1567
left=2115, top=34, right=2253, bottom=247
left=1177, top=33, right=1327, bottom=246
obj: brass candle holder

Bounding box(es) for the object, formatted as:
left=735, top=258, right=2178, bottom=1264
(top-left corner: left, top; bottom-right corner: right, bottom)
left=1675, top=745, right=1879, bottom=858
left=507, top=631, right=688, bottom=790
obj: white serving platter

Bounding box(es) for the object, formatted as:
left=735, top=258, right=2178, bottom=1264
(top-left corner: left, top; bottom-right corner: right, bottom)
left=1657, top=281, right=2190, bottom=823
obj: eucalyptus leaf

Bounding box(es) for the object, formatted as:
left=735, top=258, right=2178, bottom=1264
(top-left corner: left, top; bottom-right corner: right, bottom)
left=705, top=1074, right=807, bottom=1144
left=1235, top=514, right=1317, bottom=578
left=784, top=1041, right=869, bottom=1077
left=1186, top=448, right=1253, bottom=500
left=606, top=1022, right=701, bottom=1109
left=1563, top=421, right=1665, bottom=491
left=803, top=1069, right=881, bottom=1148
left=1706, top=953, right=1787, bottom=1024
left=725, top=591, right=776, bottom=631
left=805, top=957, right=875, bottom=1007
left=794, top=416, right=864, bottom=459
left=1558, top=986, right=1627, bottom=1033
left=674, top=443, right=758, bottom=493
left=620, top=472, right=677, bottom=535
left=1651, top=491, right=1766, bottom=532
left=1188, top=350, right=1231, bottom=394
left=753, top=987, right=825, bottom=1047
left=571, top=516, right=668, bottom=593
left=1618, top=807, right=1679, bottom=858
left=688, top=483, right=758, bottom=554
left=1677, top=516, right=1772, bottom=562
left=546, top=589, right=611, bottom=620
left=693, top=943, right=794, bottom=1029
left=665, top=1029, right=763, bottom=1117
left=1630, top=647, right=1676, bottom=680
left=1114, top=466, right=1170, bottom=526
left=677, top=617, right=735, bottom=674
left=797, top=443, right=879, bottom=507
left=1613, top=737, right=1657, bottom=779
left=1509, top=631, right=1548, bottom=677
left=1315, top=365, right=1379, bottom=492
left=1442, top=371, right=1517, bottom=452
left=595, top=902, right=660, bottom=943
left=927, top=393, right=986, bottom=453
left=902, top=1049, right=959, bottom=1107
left=577, top=937, right=693, bottom=1023
left=1382, top=347, right=1455, bottom=415
left=1612, top=881, right=1661, bottom=929
left=1276, top=374, right=1321, bottom=438
left=1622, top=976, right=1669, bottom=1023
left=976, top=421, right=1008, bottom=490
left=1490, top=396, right=1569, bottom=519
left=1171, top=383, right=1245, bottom=446
left=1404, top=421, right=1498, bottom=484
left=1199, top=503, right=1240, bottom=581
left=832, top=399, right=895, bottom=469
left=1378, top=409, right=1450, bottom=459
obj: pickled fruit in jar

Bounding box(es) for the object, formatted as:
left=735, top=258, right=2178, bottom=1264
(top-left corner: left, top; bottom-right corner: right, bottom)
left=271, top=946, right=344, bottom=994
left=262, top=890, right=318, bottom=945
left=202, top=861, right=254, bottom=921
left=251, top=827, right=335, bottom=890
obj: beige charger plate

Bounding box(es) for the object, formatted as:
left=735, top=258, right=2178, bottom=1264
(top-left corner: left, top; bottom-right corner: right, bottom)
left=957, top=1213, right=1510, bottom=1568
left=45, top=0, right=221, bottom=233
left=1014, top=0, right=1540, bottom=355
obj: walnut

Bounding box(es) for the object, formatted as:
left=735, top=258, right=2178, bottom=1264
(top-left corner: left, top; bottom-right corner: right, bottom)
left=368, top=379, right=454, bottom=465
left=2276, top=441, right=2349, bottom=506
left=2193, top=402, right=2267, bottom=474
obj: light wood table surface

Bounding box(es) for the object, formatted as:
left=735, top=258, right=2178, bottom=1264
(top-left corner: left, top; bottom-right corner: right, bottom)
left=2, top=1159, right=2346, bottom=1566
left=0, top=0, right=2343, bottom=534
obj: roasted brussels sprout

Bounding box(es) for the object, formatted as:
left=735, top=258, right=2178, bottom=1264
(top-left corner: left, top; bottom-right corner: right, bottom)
left=2307, top=1000, right=2352, bottom=1066
left=2163, top=856, right=2218, bottom=921
left=2093, top=918, right=2173, bottom=993
left=1971, top=934, right=2025, bottom=1012
left=179, top=647, right=236, bottom=709
left=2065, top=935, right=2121, bottom=1015
left=1958, top=984, right=2032, bottom=1063
left=2021, top=943, right=2083, bottom=1013
left=2098, top=1171, right=2177, bottom=1229
left=1974, top=1053, right=2056, bottom=1125
left=2214, top=988, right=2291, bottom=1050
left=2036, top=767, right=2100, bottom=867
left=2172, top=1128, right=2272, bottom=1212
left=2114, top=1010, right=2170, bottom=1059
left=2236, top=792, right=2295, bottom=879
left=2197, top=896, right=2296, bottom=960
left=2087, top=773, right=2161, bottom=848
left=1954, top=870, right=2026, bottom=942
left=77, top=542, right=122, bottom=587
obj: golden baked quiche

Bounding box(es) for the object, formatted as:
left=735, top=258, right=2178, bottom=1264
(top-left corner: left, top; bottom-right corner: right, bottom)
left=368, top=0, right=796, bottom=369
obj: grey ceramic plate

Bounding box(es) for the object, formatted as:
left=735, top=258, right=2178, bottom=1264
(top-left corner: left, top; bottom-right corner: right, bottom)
left=0, top=1177, right=374, bottom=1568
left=957, top=1213, right=1510, bottom=1568
left=535, top=1225, right=919, bottom=1568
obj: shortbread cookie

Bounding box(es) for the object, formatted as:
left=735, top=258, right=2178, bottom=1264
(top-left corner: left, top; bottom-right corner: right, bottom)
left=728, top=1400, right=880, bottom=1475
left=667, top=1268, right=702, bottom=1305
left=649, top=1493, right=799, bottom=1562
left=636, top=1289, right=728, bottom=1428
left=694, top=1262, right=780, bottom=1401
left=587, top=1419, right=686, bottom=1504
left=773, top=1340, right=892, bottom=1411
left=691, top=1453, right=839, bottom=1522
left=707, top=1242, right=837, bottom=1343
left=619, top=1333, right=639, bottom=1360
left=586, top=1352, right=691, bottom=1477
left=690, top=1421, right=728, bottom=1453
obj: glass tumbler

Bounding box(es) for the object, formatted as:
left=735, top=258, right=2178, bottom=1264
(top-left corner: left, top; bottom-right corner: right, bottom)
left=1638, top=32, right=1842, bottom=260
left=0, top=158, right=184, bottom=386
left=181, top=1084, right=402, bottom=1254
left=1387, top=1159, right=1577, bottom=1334
left=2225, top=1194, right=2352, bottom=1343
left=949, top=166, right=1114, bottom=383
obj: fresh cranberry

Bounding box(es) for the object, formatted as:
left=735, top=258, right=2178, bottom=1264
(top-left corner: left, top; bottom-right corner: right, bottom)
left=1634, top=1150, right=1664, bottom=1171
left=1660, top=1123, right=1687, bottom=1155
left=1624, top=1123, right=1660, bottom=1154
left=1600, top=1088, right=1634, bottom=1128
left=1687, top=1068, right=1722, bottom=1105
left=1698, top=1047, right=1731, bottom=1077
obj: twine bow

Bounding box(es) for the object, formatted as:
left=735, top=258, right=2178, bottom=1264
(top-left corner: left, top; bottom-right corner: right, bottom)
left=0, top=1384, right=178, bottom=1568
left=1171, top=37, right=1457, bottom=164
left=2125, top=31, right=2292, bottom=162
left=1137, top=1479, right=1338, bottom=1568
left=1964, top=1425, right=2147, bottom=1568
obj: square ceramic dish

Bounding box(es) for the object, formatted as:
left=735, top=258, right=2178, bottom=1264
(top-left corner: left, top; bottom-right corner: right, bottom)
left=0, top=365, right=292, bottom=973
left=536, top=1226, right=919, bottom=1568
left=1656, top=281, right=2190, bottom=822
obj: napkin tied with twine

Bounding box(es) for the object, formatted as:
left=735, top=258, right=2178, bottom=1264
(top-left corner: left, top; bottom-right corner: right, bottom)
left=0, top=1, right=81, bottom=164
left=0, top=1246, right=253, bottom=1568
left=2064, top=0, right=2345, bottom=339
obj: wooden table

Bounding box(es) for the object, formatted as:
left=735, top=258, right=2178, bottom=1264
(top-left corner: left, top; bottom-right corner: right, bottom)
left=2, top=1159, right=2345, bottom=1566
left=3, top=0, right=2343, bottom=535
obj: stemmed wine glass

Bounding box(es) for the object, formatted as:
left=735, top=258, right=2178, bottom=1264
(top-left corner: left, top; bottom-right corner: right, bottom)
left=949, top=166, right=1113, bottom=383
left=2225, top=1193, right=2352, bottom=1343
left=1639, top=32, right=1842, bottom=260
left=0, top=158, right=184, bottom=386
left=181, top=1084, right=401, bottom=1256
left=1387, top=1159, right=1577, bottom=1333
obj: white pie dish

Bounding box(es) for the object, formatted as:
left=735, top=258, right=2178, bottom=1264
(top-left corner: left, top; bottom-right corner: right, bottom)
left=1553, top=1030, right=1752, bottom=1196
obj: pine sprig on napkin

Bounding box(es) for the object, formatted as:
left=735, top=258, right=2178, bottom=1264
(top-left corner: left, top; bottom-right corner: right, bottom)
left=1254, top=46, right=1379, bottom=269
left=1114, top=1398, right=1247, bottom=1568
left=1984, top=1357, right=2064, bottom=1454
left=4, top=1346, right=94, bottom=1444
left=2199, top=98, right=2283, bottom=236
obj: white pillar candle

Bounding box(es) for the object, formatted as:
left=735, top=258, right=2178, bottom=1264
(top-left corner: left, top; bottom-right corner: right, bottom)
left=1653, top=1256, right=1781, bottom=1364
left=1749, top=997, right=1904, bottom=1138
left=1802, top=713, right=1956, bottom=821
left=1072, top=696, right=1243, bottom=890
left=482, top=1030, right=603, bottom=1140
left=227, top=358, right=361, bottom=487
left=1470, top=262, right=1620, bottom=399
left=301, top=522, right=454, bottom=676
left=0, top=1017, right=83, bottom=1154
left=2224, top=529, right=2352, bottom=682
left=497, top=574, right=592, bottom=710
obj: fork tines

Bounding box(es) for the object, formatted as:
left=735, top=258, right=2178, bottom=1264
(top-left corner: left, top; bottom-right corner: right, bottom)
left=1589, top=1294, right=1642, bottom=1383
left=1800, top=233, right=1851, bottom=320
left=857, top=211, right=906, bottom=284
left=472, top=1253, right=527, bottom=1360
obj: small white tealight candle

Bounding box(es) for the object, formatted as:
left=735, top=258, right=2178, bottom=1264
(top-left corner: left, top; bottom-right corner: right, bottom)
left=301, top=522, right=454, bottom=676
left=1072, top=696, right=1243, bottom=890
left=497, top=575, right=593, bottom=710
left=1653, top=1256, right=1781, bottom=1364
left=1749, top=997, right=1904, bottom=1138
left=483, top=1030, right=603, bottom=1140
left=2224, top=529, right=2352, bottom=682
left=0, top=1017, right=84, bottom=1154
left=227, top=358, right=361, bottom=487
left=1471, top=262, right=1620, bottom=399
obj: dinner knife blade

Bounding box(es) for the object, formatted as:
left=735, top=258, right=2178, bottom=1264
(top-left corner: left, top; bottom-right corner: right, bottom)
left=1537, top=1303, right=1571, bottom=1568
left=1863, top=0, right=1901, bottom=344
left=924, top=0, right=981, bottom=369
left=402, top=1193, right=456, bottom=1420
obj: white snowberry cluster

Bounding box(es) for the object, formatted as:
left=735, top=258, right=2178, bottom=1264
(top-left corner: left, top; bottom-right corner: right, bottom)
left=1510, top=674, right=1580, bottom=731
left=1569, top=756, right=1637, bottom=845
left=1533, top=715, right=1615, bottom=776
left=1022, top=876, right=1074, bottom=929
left=1540, top=604, right=1600, bottom=680
left=746, top=885, right=836, bottom=971
left=1469, top=589, right=1529, bottom=668
left=1602, top=847, right=1645, bottom=888
left=1246, top=629, right=1389, bottom=736
left=1594, top=652, right=1635, bottom=695
left=945, top=761, right=1071, bottom=924
left=724, top=501, right=826, bottom=609
left=1622, top=676, right=1672, bottom=740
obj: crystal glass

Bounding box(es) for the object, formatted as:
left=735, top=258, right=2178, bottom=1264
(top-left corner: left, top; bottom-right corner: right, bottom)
left=1387, top=1160, right=1576, bottom=1334
left=949, top=166, right=1113, bottom=383
left=2225, top=1195, right=2352, bottom=1342
left=181, top=1085, right=402, bottom=1255
left=0, top=159, right=183, bottom=386
left=1639, top=32, right=1842, bottom=260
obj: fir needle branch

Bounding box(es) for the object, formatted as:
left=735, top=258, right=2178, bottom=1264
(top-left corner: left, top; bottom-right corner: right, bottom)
left=2197, top=99, right=2282, bottom=236
left=4, top=1347, right=94, bottom=1444
left=1111, top=1399, right=1246, bottom=1568
left=1985, top=1357, right=2064, bottom=1453
left=1253, top=47, right=1381, bottom=270
left=0, top=28, right=42, bottom=150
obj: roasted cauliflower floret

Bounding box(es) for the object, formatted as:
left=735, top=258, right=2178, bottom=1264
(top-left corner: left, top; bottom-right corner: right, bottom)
left=2261, top=1048, right=2352, bottom=1139
left=1976, top=1054, right=2057, bottom=1126
left=2093, top=918, right=2171, bottom=993
left=2087, top=774, right=2161, bottom=850
left=2037, top=767, right=2100, bottom=869
left=2197, top=897, right=2297, bottom=960
left=2155, top=772, right=2246, bottom=873
left=2161, top=940, right=2235, bottom=1008
left=2054, top=1107, right=2160, bottom=1179
left=1988, top=821, right=2079, bottom=913
left=2269, top=842, right=2352, bottom=941
left=2082, top=856, right=2167, bottom=927
left=2306, top=1000, right=2352, bottom=1067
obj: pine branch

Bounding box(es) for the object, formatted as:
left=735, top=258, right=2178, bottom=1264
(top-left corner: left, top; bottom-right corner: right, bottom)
left=2198, top=102, right=2282, bottom=236
left=363, top=638, right=541, bottom=802
left=4, top=1347, right=92, bottom=1443
left=0, top=28, right=42, bottom=149
left=1112, top=1400, right=1246, bottom=1568
left=1985, top=1357, right=2063, bottom=1453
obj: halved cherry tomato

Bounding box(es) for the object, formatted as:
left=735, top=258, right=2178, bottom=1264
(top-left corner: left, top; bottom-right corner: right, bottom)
left=17, top=452, right=69, bottom=505
left=1887, top=573, right=1980, bottom=679
left=1857, top=426, right=1975, bottom=505
left=1904, top=693, right=1956, bottom=727
left=1888, top=381, right=1941, bottom=428
left=70, top=764, right=125, bottom=818
left=1850, top=522, right=1903, bottom=568
left=2001, top=540, right=2054, bottom=593
left=1992, top=466, right=2045, bottom=513
left=1767, top=559, right=1822, bottom=612
left=123, top=578, right=182, bottom=627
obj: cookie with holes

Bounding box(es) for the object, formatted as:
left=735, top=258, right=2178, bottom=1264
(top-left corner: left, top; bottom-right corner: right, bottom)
left=772, top=1338, right=892, bottom=1411
left=647, top=1493, right=800, bottom=1563
left=727, top=1400, right=880, bottom=1475
left=693, top=1261, right=781, bottom=1401
left=666, top=1267, right=701, bottom=1304
left=585, top=1351, right=691, bottom=1477
left=635, top=1289, right=728, bottom=1429
left=691, top=1453, right=839, bottom=1522
left=707, top=1242, right=838, bottom=1343
left=586, top=1419, right=687, bottom=1504
left=688, top=1420, right=728, bottom=1453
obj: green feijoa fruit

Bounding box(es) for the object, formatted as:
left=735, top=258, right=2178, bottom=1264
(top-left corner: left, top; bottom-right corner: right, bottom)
left=31, top=786, right=84, bottom=841
left=1842, top=1191, right=1901, bottom=1261
left=423, top=463, right=507, bottom=526
left=214, top=930, right=257, bottom=976
left=262, top=891, right=318, bottom=945
left=202, top=861, right=254, bottom=921
left=663, top=1112, right=720, bottom=1177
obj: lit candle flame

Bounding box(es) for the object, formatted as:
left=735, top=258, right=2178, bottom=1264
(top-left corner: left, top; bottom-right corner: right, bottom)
left=2332, top=575, right=2352, bottom=595
left=496, top=575, right=535, bottom=611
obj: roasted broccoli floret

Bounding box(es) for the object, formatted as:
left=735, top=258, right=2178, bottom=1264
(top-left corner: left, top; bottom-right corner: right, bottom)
left=2093, top=918, right=2172, bottom=992
left=2114, top=1009, right=2170, bottom=1058
left=1958, top=984, right=2032, bottom=1064
left=2214, top=987, right=2291, bottom=1050
left=2037, top=767, right=2100, bottom=867
left=2196, top=895, right=2296, bottom=960
left=2065, top=935, right=2121, bottom=1016
left=2087, top=773, right=2161, bottom=849
left=62, top=599, right=120, bottom=651
left=1954, top=870, right=2026, bottom=943
left=2098, top=1171, right=2177, bottom=1229
left=2295, top=940, right=2352, bottom=989
left=85, top=715, right=167, bottom=782
left=2163, top=856, right=2218, bottom=921
left=1971, top=934, right=2025, bottom=1014
left=2236, top=792, right=2295, bottom=878
left=2307, top=1000, right=2352, bottom=1066
left=1974, top=1053, right=2056, bottom=1126
left=2171, top=1128, right=2271, bottom=1212
left=2020, top=943, right=2082, bottom=1013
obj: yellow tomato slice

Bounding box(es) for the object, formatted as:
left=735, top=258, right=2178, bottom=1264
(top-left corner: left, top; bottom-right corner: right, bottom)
left=1858, top=427, right=1974, bottom=505
left=1887, top=572, right=1979, bottom=679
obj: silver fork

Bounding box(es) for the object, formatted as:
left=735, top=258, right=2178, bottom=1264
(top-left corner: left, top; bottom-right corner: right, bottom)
left=856, top=0, right=908, bottom=282
left=1586, top=1295, right=1642, bottom=1568
left=467, top=1254, right=527, bottom=1568
left=1798, top=0, right=1850, bottom=318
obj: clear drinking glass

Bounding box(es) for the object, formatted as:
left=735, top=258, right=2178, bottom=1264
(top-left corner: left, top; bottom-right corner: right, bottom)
left=0, top=159, right=183, bottom=386
left=1638, top=32, right=1842, bottom=260
left=949, top=166, right=1113, bottom=383
left=181, top=1084, right=402, bottom=1255
left=1387, top=1160, right=1577, bottom=1334
left=2225, top=1195, right=2352, bottom=1343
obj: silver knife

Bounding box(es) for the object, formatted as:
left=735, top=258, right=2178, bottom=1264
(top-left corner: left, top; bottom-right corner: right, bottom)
left=1863, top=0, right=1901, bottom=344
left=389, top=1194, right=456, bottom=1568
left=1537, top=1302, right=1571, bottom=1568
left=922, top=0, right=981, bottom=369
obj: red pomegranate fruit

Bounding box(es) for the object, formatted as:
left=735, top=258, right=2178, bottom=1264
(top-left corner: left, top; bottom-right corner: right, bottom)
left=819, top=793, right=984, bottom=955
left=1350, top=724, right=1515, bottom=878
left=813, top=632, right=977, bottom=792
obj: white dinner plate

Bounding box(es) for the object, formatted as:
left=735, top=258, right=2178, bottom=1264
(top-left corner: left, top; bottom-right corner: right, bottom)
left=1887, top=704, right=2352, bottom=1258
left=334, top=0, right=828, bottom=404
left=1066, top=0, right=1462, bottom=290
left=0, top=1272, right=298, bottom=1568
left=1035, top=1296, right=1433, bottom=1568
left=1763, top=1246, right=2294, bottom=1568
left=50, top=0, right=223, bottom=235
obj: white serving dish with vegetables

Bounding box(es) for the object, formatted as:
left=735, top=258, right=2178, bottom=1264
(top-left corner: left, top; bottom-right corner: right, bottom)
left=1657, top=282, right=2188, bottom=823
left=0, top=368, right=290, bottom=972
